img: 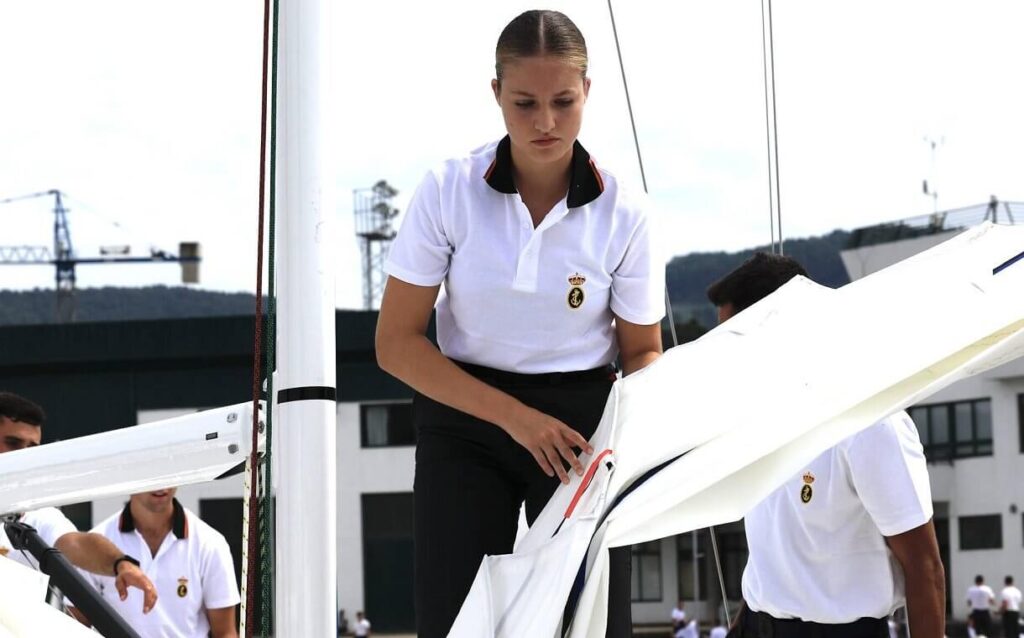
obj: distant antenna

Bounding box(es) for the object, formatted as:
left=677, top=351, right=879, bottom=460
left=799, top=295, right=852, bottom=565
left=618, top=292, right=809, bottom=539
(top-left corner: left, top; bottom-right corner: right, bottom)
left=922, top=136, right=944, bottom=225
left=353, top=180, right=399, bottom=310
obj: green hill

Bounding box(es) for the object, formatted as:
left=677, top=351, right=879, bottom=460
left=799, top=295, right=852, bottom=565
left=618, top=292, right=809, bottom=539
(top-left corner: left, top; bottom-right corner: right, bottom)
left=666, top=230, right=851, bottom=329
left=0, top=286, right=260, bottom=325
left=0, top=230, right=852, bottom=332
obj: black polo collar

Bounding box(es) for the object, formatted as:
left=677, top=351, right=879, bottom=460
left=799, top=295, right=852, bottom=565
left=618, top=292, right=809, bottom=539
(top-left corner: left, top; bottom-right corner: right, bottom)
left=119, top=497, right=189, bottom=539
left=483, top=135, right=605, bottom=209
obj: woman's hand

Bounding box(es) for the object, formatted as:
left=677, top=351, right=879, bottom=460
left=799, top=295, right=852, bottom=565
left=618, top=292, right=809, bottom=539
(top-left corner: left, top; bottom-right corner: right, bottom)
left=502, top=405, right=595, bottom=484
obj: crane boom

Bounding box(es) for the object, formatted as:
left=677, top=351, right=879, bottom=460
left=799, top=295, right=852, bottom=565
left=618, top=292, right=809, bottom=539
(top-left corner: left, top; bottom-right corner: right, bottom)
left=0, top=189, right=200, bottom=322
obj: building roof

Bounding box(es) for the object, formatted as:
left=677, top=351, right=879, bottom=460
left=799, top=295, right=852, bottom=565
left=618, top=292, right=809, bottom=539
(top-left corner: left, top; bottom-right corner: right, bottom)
left=0, top=310, right=415, bottom=442
left=845, top=199, right=1024, bottom=249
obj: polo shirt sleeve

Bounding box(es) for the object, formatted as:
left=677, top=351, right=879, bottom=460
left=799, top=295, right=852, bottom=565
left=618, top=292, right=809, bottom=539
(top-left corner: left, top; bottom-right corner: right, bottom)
left=384, top=170, right=452, bottom=287
left=29, top=507, right=79, bottom=547
left=610, top=196, right=666, bottom=325
left=202, top=535, right=241, bottom=610
left=844, top=413, right=933, bottom=537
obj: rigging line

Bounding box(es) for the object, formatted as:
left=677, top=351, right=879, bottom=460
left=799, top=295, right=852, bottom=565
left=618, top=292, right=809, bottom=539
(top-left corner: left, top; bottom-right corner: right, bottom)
left=760, top=0, right=776, bottom=255
left=605, top=0, right=647, bottom=193
left=761, top=0, right=784, bottom=255
left=242, top=0, right=273, bottom=634
left=767, top=0, right=783, bottom=255
left=605, top=0, right=730, bottom=622
left=258, top=0, right=281, bottom=633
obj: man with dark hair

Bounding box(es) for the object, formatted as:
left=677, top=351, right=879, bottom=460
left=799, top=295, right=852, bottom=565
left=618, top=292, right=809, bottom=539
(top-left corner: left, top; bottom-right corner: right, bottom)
left=0, top=391, right=158, bottom=615
left=708, top=253, right=945, bottom=638
left=969, top=574, right=996, bottom=637
left=1000, top=575, right=1022, bottom=638
left=706, top=252, right=808, bottom=323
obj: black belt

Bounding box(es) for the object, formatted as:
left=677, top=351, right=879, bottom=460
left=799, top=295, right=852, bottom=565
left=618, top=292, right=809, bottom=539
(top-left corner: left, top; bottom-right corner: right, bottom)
left=453, top=360, right=617, bottom=387
left=741, top=610, right=888, bottom=638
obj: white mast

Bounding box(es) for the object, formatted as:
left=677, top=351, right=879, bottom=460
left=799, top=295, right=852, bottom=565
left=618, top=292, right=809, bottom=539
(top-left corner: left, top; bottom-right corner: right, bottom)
left=275, top=0, right=337, bottom=634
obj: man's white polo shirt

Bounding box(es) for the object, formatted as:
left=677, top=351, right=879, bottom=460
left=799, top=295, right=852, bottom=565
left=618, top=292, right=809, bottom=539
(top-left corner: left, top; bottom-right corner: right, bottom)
left=968, top=584, right=995, bottom=610
left=742, top=411, right=933, bottom=623
left=0, top=507, right=77, bottom=570
left=85, top=500, right=240, bottom=638
left=384, top=136, right=665, bottom=373
left=1001, top=585, right=1022, bottom=611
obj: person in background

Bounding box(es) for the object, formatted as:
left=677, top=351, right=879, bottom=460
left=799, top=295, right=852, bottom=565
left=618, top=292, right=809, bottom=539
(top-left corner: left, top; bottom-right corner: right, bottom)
left=375, top=8, right=663, bottom=637
left=75, top=488, right=240, bottom=638
left=968, top=574, right=995, bottom=637
left=1000, top=575, right=1021, bottom=638
left=671, top=599, right=687, bottom=634
left=0, top=391, right=157, bottom=616
left=354, top=610, right=371, bottom=637
left=709, top=253, right=945, bottom=638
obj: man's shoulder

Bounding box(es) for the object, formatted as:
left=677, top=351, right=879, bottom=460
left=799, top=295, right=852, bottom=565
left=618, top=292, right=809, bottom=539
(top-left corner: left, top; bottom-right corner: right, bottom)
left=22, top=507, right=70, bottom=525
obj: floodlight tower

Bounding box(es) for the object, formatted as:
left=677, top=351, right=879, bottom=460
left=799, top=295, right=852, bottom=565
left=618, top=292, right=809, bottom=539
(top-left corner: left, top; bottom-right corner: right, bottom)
left=353, top=180, right=399, bottom=310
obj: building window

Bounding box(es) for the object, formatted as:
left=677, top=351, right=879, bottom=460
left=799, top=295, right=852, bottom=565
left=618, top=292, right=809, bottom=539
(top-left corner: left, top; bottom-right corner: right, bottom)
left=677, top=531, right=709, bottom=600
left=717, top=527, right=749, bottom=600
left=908, top=398, right=993, bottom=462
left=630, top=540, right=662, bottom=602
left=1018, top=393, right=1023, bottom=454
left=360, top=402, right=414, bottom=448
left=959, top=514, right=1002, bottom=550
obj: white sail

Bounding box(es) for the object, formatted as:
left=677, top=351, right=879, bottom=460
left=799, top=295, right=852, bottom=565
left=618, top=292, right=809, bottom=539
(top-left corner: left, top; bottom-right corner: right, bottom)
left=449, top=222, right=1024, bottom=637
left=0, top=559, right=96, bottom=637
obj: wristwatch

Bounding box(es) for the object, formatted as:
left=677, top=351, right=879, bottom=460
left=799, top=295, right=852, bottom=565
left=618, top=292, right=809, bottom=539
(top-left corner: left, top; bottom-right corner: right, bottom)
left=112, top=554, right=141, bottom=576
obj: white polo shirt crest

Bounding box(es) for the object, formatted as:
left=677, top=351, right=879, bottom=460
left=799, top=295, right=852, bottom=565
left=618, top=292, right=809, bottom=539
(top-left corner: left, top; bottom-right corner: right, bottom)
left=742, top=411, right=933, bottom=624
left=385, top=136, right=665, bottom=373
left=85, top=500, right=240, bottom=638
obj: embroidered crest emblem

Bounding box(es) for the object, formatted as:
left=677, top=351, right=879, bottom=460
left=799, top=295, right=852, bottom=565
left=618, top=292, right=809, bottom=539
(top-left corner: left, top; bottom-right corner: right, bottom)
left=567, top=272, right=586, bottom=310
left=800, top=471, right=815, bottom=504
left=0, top=547, right=8, bottom=557
left=177, top=577, right=189, bottom=598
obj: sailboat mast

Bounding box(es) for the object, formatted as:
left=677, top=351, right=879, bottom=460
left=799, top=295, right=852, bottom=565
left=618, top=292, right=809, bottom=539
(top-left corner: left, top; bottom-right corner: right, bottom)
left=275, top=0, right=338, bottom=634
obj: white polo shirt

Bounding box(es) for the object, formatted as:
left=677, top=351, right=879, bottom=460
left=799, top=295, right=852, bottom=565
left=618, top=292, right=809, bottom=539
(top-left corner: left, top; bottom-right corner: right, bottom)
left=1001, top=585, right=1023, bottom=612
left=742, top=411, right=933, bottom=623
left=968, top=584, right=995, bottom=610
left=84, top=500, right=240, bottom=638
left=384, top=136, right=665, bottom=374
left=0, top=508, right=77, bottom=571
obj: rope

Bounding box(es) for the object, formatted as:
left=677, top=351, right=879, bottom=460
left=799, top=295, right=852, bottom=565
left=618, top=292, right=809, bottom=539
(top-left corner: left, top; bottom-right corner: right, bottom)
left=605, top=0, right=647, bottom=193
left=761, top=0, right=783, bottom=255
left=241, top=0, right=274, bottom=634
left=258, top=0, right=281, bottom=632
left=604, top=0, right=730, bottom=621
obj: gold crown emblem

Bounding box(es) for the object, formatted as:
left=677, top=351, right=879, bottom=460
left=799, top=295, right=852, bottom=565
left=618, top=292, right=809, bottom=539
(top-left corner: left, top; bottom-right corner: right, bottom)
left=568, top=272, right=586, bottom=286
left=802, top=471, right=815, bottom=485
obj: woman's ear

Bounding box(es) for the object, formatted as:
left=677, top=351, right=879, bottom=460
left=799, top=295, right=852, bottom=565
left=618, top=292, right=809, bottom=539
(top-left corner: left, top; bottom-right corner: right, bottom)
left=491, top=79, right=501, bottom=104
left=583, top=77, right=591, bottom=99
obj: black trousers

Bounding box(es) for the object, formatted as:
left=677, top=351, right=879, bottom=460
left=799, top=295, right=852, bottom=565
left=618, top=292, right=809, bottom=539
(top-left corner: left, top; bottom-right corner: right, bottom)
left=1002, top=610, right=1019, bottom=638
left=412, top=362, right=631, bottom=638
left=972, top=610, right=994, bottom=638
left=736, top=609, right=888, bottom=638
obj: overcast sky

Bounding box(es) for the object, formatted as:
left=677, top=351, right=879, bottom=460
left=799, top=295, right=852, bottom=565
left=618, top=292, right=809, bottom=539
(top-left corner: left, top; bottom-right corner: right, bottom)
left=1, top=1, right=1021, bottom=308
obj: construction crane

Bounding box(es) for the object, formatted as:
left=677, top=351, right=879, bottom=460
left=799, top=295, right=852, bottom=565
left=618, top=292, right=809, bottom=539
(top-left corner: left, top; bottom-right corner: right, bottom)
left=0, top=189, right=201, bottom=322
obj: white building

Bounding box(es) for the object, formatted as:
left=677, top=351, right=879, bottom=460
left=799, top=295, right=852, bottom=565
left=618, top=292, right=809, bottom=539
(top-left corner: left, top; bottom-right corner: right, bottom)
left=841, top=201, right=1024, bottom=619
left=7, top=202, right=1022, bottom=632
